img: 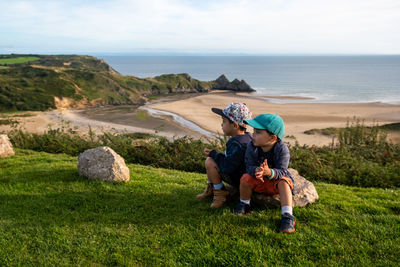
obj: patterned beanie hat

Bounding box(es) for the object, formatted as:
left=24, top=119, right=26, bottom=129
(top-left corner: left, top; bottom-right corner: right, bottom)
left=211, top=102, right=252, bottom=127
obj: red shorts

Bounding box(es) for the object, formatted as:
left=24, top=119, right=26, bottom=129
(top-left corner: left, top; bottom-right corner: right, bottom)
left=240, top=173, right=293, bottom=195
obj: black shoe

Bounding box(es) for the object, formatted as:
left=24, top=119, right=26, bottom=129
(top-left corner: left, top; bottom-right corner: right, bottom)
left=280, top=213, right=295, bottom=233
left=232, top=202, right=251, bottom=215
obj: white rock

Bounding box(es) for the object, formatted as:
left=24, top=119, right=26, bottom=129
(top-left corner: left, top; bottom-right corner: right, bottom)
left=252, top=168, right=319, bottom=207
left=0, top=134, right=15, bottom=158
left=78, top=146, right=130, bottom=182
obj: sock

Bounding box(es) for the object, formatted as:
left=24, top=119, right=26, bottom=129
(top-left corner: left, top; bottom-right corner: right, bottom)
left=281, top=206, right=293, bottom=216
left=213, top=183, right=224, bottom=190
left=240, top=199, right=250, bottom=205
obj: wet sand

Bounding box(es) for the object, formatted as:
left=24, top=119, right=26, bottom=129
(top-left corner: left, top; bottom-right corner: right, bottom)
left=0, top=104, right=207, bottom=139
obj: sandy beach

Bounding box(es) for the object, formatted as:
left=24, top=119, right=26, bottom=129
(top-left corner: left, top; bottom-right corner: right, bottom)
left=0, top=106, right=205, bottom=139
left=150, top=91, right=400, bottom=145
left=2, top=92, right=400, bottom=145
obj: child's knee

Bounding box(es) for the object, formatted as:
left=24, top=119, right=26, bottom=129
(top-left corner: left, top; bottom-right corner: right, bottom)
left=240, top=173, right=253, bottom=185
left=277, top=178, right=293, bottom=192
left=278, top=179, right=288, bottom=188
left=205, top=157, right=216, bottom=169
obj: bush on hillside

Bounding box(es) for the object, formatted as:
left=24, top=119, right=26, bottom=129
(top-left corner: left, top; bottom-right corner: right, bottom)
left=6, top=120, right=400, bottom=188
left=289, top=120, right=400, bottom=188
left=8, top=126, right=225, bottom=173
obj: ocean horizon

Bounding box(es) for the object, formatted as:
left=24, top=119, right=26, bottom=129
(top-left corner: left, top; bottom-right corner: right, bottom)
left=99, top=55, right=400, bottom=104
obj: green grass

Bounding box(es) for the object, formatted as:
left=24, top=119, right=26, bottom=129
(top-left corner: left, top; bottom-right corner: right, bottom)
left=0, top=119, right=18, bottom=126
left=135, top=109, right=151, bottom=120
left=304, top=122, right=400, bottom=136
left=0, top=112, right=34, bottom=119
left=0, top=149, right=399, bottom=265
left=146, top=92, right=185, bottom=100
left=380, top=122, right=400, bottom=132
left=304, top=127, right=338, bottom=136
left=0, top=57, right=39, bottom=65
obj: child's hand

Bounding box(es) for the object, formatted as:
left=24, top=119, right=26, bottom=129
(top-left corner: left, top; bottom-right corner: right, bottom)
left=255, top=160, right=267, bottom=181
left=260, top=159, right=271, bottom=177
left=204, top=148, right=212, bottom=156
left=255, top=167, right=264, bottom=182
left=255, top=160, right=271, bottom=181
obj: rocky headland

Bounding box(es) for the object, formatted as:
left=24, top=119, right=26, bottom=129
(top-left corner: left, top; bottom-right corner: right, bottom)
left=212, top=74, right=255, bottom=92
left=0, top=54, right=255, bottom=112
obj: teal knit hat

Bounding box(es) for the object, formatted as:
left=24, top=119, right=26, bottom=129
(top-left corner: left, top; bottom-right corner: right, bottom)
left=244, top=113, right=285, bottom=139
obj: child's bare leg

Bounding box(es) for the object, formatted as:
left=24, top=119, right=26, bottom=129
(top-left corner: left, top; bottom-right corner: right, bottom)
left=233, top=178, right=252, bottom=214
left=205, top=157, right=222, bottom=184
left=239, top=181, right=252, bottom=201
left=278, top=179, right=295, bottom=233
left=196, top=157, right=219, bottom=200
left=278, top=180, right=292, bottom=207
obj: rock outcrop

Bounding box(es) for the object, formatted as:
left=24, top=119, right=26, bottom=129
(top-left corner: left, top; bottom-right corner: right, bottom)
left=77, top=146, right=130, bottom=182
left=0, top=135, right=15, bottom=158
left=213, top=74, right=255, bottom=92
left=252, top=168, right=319, bottom=207
left=226, top=168, right=318, bottom=207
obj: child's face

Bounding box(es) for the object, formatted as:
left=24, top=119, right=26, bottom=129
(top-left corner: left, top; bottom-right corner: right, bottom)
left=221, top=117, right=237, bottom=136
left=252, top=128, right=277, bottom=147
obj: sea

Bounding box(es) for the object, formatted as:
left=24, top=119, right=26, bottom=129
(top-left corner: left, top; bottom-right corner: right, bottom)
left=99, top=55, right=400, bottom=104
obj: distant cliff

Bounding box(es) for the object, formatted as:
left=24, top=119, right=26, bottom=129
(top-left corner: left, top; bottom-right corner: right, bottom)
left=0, top=54, right=254, bottom=112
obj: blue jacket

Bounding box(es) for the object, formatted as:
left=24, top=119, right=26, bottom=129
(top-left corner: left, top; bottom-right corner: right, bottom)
left=209, top=132, right=253, bottom=185
left=245, top=140, right=294, bottom=187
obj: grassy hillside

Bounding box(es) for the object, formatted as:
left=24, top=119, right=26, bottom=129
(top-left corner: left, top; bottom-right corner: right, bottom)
left=0, top=149, right=399, bottom=265
left=0, top=54, right=214, bottom=112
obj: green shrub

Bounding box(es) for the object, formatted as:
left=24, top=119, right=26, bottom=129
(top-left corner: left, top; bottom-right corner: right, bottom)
left=8, top=126, right=225, bottom=173
left=290, top=120, right=400, bottom=188
left=7, top=120, right=400, bottom=188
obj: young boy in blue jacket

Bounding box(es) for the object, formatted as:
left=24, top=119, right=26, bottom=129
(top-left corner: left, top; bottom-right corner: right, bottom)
left=233, top=113, right=296, bottom=233
left=196, top=103, right=253, bottom=208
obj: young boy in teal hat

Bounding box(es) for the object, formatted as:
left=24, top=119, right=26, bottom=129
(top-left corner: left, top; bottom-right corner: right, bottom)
left=233, top=113, right=295, bottom=233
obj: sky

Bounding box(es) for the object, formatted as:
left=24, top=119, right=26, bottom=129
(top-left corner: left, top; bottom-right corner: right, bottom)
left=1, top=0, right=400, bottom=55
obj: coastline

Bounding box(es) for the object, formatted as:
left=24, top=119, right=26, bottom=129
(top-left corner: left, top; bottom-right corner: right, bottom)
left=1, top=91, right=400, bottom=145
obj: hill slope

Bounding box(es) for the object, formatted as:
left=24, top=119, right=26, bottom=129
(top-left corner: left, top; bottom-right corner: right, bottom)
left=0, top=54, right=214, bottom=111
left=0, top=149, right=398, bottom=265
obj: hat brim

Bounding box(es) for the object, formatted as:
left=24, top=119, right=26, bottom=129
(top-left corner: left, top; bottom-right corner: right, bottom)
left=244, top=118, right=266, bottom=129
left=211, top=108, right=225, bottom=117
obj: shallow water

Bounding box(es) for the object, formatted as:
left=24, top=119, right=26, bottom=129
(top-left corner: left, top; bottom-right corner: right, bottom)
left=139, top=106, right=214, bottom=138
left=76, top=105, right=213, bottom=138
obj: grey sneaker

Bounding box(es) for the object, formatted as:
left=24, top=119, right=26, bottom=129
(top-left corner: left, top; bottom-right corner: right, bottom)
left=232, top=202, right=251, bottom=215
left=280, top=213, right=295, bottom=233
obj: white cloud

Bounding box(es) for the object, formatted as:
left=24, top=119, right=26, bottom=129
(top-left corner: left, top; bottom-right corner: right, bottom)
left=0, top=0, right=399, bottom=53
